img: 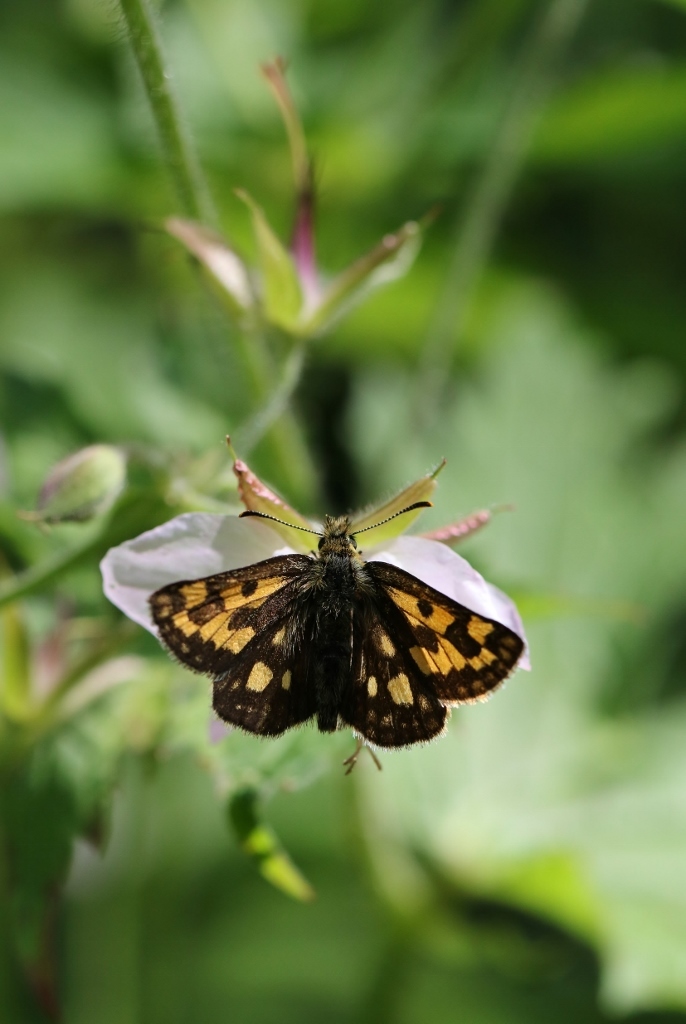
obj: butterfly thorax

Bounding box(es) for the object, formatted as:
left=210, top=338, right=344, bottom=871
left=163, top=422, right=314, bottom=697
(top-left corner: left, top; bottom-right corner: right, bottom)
left=302, top=515, right=369, bottom=598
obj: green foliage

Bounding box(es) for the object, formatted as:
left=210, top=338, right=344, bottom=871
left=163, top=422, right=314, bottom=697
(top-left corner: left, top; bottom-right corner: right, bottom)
left=351, top=281, right=686, bottom=1011
left=1, top=0, right=686, bottom=1021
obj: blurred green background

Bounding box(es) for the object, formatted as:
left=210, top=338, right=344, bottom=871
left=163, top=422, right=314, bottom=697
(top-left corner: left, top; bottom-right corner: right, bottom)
left=2, top=0, right=686, bottom=1021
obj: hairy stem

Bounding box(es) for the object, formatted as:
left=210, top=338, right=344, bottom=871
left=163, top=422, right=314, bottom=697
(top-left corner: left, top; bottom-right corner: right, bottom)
left=119, top=0, right=316, bottom=502
left=119, top=0, right=215, bottom=224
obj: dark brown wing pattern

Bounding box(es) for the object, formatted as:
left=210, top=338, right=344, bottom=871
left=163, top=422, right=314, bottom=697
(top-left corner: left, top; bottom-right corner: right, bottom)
left=149, top=554, right=317, bottom=735
left=367, top=560, right=524, bottom=705
left=211, top=612, right=318, bottom=736
left=342, top=598, right=448, bottom=747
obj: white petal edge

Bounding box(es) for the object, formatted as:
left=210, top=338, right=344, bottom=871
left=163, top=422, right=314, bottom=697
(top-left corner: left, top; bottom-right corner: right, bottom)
left=368, top=535, right=530, bottom=670
left=100, top=513, right=294, bottom=634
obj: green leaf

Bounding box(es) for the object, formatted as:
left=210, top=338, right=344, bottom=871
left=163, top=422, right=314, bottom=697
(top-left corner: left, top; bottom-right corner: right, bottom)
left=228, top=788, right=315, bottom=902
left=0, top=53, right=122, bottom=211
left=235, top=189, right=303, bottom=332
left=653, top=0, right=686, bottom=13
left=0, top=605, right=31, bottom=723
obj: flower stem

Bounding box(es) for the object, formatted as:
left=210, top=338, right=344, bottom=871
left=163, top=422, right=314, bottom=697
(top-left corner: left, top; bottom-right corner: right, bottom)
left=419, top=0, right=590, bottom=409
left=0, top=535, right=101, bottom=613
left=119, top=0, right=215, bottom=224
left=118, top=0, right=316, bottom=503
left=234, top=342, right=308, bottom=456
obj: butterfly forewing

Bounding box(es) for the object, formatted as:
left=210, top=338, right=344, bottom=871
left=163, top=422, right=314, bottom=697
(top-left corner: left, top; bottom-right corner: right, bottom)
left=367, top=561, right=524, bottom=704
left=149, top=553, right=309, bottom=673
left=149, top=554, right=319, bottom=736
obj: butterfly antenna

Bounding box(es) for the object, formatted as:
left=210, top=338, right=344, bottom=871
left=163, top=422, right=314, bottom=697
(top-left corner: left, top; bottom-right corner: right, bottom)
left=352, top=501, right=432, bottom=536
left=240, top=510, right=321, bottom=535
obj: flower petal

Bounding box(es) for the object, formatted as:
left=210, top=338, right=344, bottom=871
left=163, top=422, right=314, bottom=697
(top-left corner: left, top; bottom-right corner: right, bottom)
left=101, top=513, right=292, bottom=634
left=209, top=716, right=233, bottom=744
left=367, top=535, right=530, bottom=669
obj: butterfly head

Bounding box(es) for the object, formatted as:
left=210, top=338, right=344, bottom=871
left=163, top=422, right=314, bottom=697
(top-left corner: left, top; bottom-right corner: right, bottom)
left=318, top=515, right=358, bottom=558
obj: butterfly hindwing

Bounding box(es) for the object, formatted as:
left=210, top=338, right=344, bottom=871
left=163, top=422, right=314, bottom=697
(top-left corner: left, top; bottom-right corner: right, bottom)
left=211, top=611, right=318, bottom=736
left=341, top=597, right=448, bottom=748
left=366, top=561, right=524, bottom=704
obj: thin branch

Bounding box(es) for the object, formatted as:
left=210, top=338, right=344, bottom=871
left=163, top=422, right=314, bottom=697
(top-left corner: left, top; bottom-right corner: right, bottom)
left=0, top=535, right=101, bottom=612
left=234, top=342, right=308, bottom=456
left=419, top=0, right=590, bottom=409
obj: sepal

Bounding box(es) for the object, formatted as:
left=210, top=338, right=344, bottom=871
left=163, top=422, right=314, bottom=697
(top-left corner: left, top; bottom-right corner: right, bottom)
left=301, top=219, right=422, bottom=337
left=165, top=217, right=253, bottom=319
left=235, top=189, right=303, bottom=332
left=351, top=460, right=445, bottom=549
left=233, top=457, right=316, bottom=552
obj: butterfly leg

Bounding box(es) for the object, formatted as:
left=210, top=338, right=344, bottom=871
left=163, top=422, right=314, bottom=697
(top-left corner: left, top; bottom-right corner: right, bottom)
left=343, top=737, right=383, bottom=775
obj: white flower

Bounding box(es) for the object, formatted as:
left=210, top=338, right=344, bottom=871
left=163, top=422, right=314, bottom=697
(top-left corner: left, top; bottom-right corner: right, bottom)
left=101, top=512, right=529, bottom=670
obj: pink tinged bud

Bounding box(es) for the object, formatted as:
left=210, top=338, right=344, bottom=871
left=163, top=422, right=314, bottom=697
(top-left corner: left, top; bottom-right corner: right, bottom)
left=291, top=183, right=320, bottom=311
left=27, top=445, right=126, bottom=524
left=421, top=509, right=493, bottom=545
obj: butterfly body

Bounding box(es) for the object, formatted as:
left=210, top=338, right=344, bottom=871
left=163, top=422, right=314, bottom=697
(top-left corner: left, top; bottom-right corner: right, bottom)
left=150, top=514, right=524, bottom=749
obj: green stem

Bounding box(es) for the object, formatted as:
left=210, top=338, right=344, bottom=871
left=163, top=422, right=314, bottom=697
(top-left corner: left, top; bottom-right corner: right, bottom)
left=0, top=534, right=100, bottom=613
left=119, top=0, right=215, bottom=224
left=120, top=0, right=316, bottom=503
left=419, top=0, right=590, bottom=408
left=230, top=329, right=317, bottom=506
left=234, top=342, right=308, bottom=455
left=43, top=623, right=137, bottom=715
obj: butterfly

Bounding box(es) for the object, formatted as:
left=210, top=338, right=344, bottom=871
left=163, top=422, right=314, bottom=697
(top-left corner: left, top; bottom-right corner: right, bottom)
left=149, top=503, right=524, bottom=766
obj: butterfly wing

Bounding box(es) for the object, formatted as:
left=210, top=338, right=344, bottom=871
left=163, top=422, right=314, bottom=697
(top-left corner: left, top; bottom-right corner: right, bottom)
left=149, top=554, right=318, bottom=736
left=211, top=610, right=319, bottom=736
left=367, top=560, right=524, bottom=704
left=341, top=596, right=448, bottom=748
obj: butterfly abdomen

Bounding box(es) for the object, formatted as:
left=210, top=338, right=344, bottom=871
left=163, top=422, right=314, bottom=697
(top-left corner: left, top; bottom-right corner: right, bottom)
left=308, top=550, right=359, bottom=733
left=312, top=605, right=353, bottom=732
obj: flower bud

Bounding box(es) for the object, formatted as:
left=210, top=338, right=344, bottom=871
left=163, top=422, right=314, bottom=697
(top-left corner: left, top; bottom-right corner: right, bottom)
left=33, top=445, right=126, bottom=524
